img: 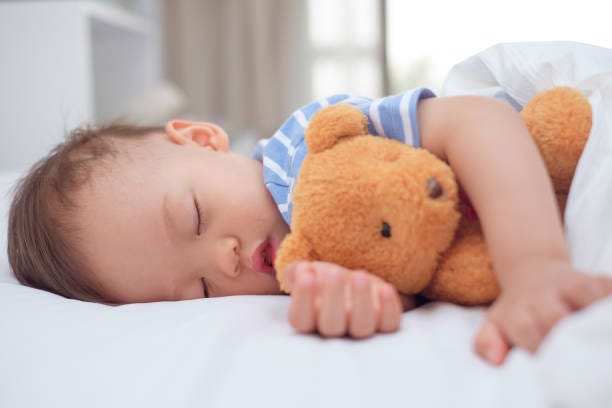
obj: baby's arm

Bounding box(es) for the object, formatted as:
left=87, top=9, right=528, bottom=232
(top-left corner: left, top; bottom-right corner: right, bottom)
left=282, top=262, right=414, bottom=338
left=418, top=95, right=612, bottom=364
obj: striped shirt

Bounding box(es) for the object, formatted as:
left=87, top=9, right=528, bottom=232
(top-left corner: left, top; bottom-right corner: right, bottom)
left=253, top=88, right=436, bottom=226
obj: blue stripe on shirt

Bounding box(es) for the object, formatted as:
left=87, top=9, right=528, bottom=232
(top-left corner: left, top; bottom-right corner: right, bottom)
left=254, top=88, right=436, bottom=226
left=409, top=88, right=435, bottom=147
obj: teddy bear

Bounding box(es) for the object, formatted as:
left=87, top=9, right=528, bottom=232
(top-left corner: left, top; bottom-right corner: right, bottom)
left=274, top=87, right=592, bottom=305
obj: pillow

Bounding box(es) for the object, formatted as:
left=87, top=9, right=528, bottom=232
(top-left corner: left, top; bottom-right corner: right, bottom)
left=0, top=170, right=21, bottom=284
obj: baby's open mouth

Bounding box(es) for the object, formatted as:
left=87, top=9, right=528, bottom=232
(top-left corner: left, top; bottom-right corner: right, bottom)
left=263, top=244, right=273, bottom=268
left=252, top=238, right=277, bottom=275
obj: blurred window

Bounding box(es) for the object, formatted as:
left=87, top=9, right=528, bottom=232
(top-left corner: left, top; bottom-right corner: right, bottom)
left=308, top=0, right=384, bottom=99
left=385, top=0, right=612, bottom=94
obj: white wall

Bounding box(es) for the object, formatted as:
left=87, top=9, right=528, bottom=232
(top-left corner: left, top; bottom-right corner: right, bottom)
left=0, top=3, right=91, bottom=172
left=0, top=1, right=163, bottom=172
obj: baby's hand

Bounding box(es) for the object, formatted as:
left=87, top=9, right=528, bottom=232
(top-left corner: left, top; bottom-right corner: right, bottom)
left=475, top=258, right=612, bottom=365
left=282, top=262, right=413, bottom=339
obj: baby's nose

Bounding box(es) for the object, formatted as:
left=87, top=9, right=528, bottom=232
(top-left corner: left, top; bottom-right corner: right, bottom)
left=217, top=236, right=240, bottom=278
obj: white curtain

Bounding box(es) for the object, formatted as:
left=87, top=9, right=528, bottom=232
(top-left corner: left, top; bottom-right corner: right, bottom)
left=164, top=0, right=311, bottom=140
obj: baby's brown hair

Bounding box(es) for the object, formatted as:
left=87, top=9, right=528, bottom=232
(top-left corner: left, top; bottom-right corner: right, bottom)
left=7, top=125, right=163, bottom=303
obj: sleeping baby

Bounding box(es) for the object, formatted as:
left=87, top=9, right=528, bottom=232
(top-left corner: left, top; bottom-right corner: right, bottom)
left=8, top=88, right=612, bottom=365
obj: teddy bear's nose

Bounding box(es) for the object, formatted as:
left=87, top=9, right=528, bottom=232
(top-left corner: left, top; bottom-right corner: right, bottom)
left=427, top=178, right=443, bottom=199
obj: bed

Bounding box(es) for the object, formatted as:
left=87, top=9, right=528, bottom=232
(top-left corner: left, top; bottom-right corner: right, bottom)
left=1, top=42, right=612, bottom=408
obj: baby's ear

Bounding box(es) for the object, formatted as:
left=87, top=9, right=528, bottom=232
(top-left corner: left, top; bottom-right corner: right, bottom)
left=165, top=120, right=229, bottom=152
left=305, top=104, right=368, bottom=153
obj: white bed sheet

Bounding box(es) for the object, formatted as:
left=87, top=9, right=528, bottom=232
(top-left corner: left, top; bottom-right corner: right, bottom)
left=2, top=42, right=612, bottom=408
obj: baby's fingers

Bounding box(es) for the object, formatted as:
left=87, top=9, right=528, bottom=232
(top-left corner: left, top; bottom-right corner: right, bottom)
left=376, top=283, right=402, bottom=333
left=561, top=274, right=612, bottom=310
left=474, top=320, right=510, bottom=365
left=348, top=272, right=376, bottom=339
left=532, top=297, right=570, bottom=341
left=318, top=268, right=347, bottom=337
left=505, top=310, right=545, bottom=353
left=287, top=266, right=316, bottom=333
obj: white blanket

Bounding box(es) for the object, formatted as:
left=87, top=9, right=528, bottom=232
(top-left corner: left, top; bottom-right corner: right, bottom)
left=1, top=42, right=612, bottom=408
left=443, top=41, right=612, bottom=408
left=441, top=41, right=612, bottom=275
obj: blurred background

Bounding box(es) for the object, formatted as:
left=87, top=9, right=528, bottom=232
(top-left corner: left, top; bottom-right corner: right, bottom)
left=0, top=0, right=610, bottom=170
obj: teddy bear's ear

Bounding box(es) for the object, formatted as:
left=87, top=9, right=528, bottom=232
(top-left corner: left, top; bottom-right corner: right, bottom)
left=305, top=104, right=369, bottom=153
left=274, top=232, right=319, bottom=293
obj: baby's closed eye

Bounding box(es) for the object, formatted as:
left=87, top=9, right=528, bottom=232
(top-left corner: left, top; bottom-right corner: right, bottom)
left=194, top=197, right=205, bottom=235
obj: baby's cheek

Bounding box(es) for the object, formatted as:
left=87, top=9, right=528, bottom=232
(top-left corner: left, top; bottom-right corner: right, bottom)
left=244, top=206, right=267, bottom=224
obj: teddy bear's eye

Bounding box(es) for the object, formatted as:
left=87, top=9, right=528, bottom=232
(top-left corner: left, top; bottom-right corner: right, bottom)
left=381, top=221, right=392, bottom=238
left=427, top=178, right=443, bottom=199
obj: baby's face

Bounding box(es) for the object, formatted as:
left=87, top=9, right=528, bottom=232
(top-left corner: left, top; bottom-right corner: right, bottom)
left=75, top=131, right=289, bottom=303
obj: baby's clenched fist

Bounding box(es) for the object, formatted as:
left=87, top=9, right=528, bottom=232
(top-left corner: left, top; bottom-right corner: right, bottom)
left=282, top=262, right=412, bottom=339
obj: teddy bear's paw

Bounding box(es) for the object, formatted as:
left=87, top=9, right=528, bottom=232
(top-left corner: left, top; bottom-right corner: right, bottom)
left=423, top=221, right=500, bottom=305
left=274, top=232, right=320, bottom=293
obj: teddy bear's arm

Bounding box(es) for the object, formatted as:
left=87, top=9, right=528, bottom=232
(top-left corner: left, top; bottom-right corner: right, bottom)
left=274, top=232, right=320, bottom=293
